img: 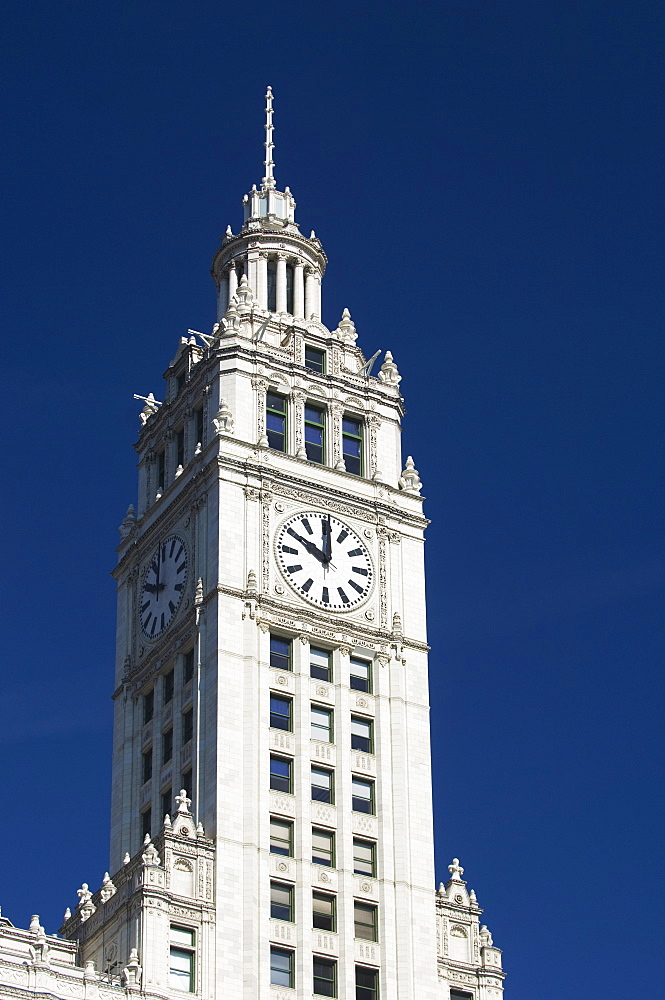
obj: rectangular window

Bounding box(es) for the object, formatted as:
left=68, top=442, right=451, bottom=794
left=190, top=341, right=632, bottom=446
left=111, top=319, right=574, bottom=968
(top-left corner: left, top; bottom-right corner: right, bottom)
left=142, top=748, right=152, bottom=784
left=351, top=716, right=373, bottom=754
left=311, top=706, right=333, bottom=743
left=162, top=728, right=173, bottom=765
left=266, top=393, right=287, bottom=452
left=356, top=965, right=379, bottom=1000
left=270, top=817, right=293, bottom=857
left=313, top=956, right=337, bottom=997
left=170, top=926, right=195, bottom=992
left=267, top=259, right=277, bottom=312
left=354, top=902, right=378, bottom=941
left=270, top=881, right=294, bottom=921
left=286, top=263, right=294, bottom=314
left=164, top=669, right=174, bottom=704
left=182, top=709, right=193, bottom=745
left=162, top=786, right=172, bottom=821
left=310, top=646, right=331, bottom=681
left=270, top=947, right=294, bottom=988
left=183, top=649, right=195, bottom=684
left=450, top=993, right=474, bottom=1000
left=195, top=406, right=204, bottom=448
left=312, top=827, right=335, bottom=867
left=270, top=634, right=291, bottom=670
left=312, top=891, right=336, bottom=931
left=353, top=838, right=376, bottom=878
left=144, top=689, right=154, bottom=724
left=141, top=807, right=151, bottom=840
left=157, top=451, right=165, bottom=491
left=311, top=766, right=334, bottom=804
left=270, top=695, right=292, bottom=731
left=304, top=404, right=325, bottom=464
left=305, top=345, right=326, bottom=375
left=350, top=657, right=372, bottom=693
left=176, top=428, right=185, bottom=468
left=352, top=777, right=374, bottom=814
left=175, top=372, right=187, bottom=396
left=342, top=416, right=363, bottom=476
left=270, top=755, right=293, bottom=794
left=180, top=768, right=192, bottom=797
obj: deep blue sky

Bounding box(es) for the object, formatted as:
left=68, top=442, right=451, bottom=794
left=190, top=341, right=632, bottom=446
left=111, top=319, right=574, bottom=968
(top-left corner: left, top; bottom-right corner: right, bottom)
left=1, top=2, right=663, bottom=997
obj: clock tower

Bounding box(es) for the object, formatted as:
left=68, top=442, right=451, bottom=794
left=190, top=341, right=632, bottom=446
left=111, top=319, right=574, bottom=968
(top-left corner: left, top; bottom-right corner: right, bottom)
left=0, top=88, right=504, bottom=1000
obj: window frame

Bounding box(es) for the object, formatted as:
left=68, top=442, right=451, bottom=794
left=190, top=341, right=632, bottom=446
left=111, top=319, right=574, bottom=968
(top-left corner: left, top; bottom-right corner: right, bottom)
left=304, top=345, right=326, bottom=375
left=312, top=891, right=336, bottom=931
left=269, top=634, right=292, bottom=671
left=310, top=646, right=332, bottom=681
left=342, top=414, right=364, bottom=476
left=313, top=955, right=337, bottom=998
left=311, top=765, right=334, bottom=804
left=352, top=776, right=375, bottom=814
left=355, top=964, right=379, bottom=1000
left=270, top=817, right=294, bottom=857
left=354, top=901, right=378, bottom=941
left=270, top=946, right=294, bottom=989
left=266, top=392, right=288, bottom=453
left=350, top=657, right=372, bottom=693
left=270, top=880, right=294, bottom=922
left=270, top=754, right=293, bottom=794
left=353, top=838, right=377, bottom=878
left=304, top=403, right=326, bottom=464
left=351, top=715, right=374, bottom=754
left=169, top=925, right=195, bottom=992
left=311, top=705, right=334, bottom=743
left=312, top=826, right=335, bottom=867
left=270, top=694, right=293, bottom=732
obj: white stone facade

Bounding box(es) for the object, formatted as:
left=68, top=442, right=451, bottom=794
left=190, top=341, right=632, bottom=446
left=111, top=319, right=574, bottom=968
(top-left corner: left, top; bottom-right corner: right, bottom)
left=0, top=89, right=505, bottom=1000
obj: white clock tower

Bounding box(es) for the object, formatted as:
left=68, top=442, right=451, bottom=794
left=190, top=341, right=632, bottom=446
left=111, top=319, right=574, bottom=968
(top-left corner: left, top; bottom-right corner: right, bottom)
left=0, top=89, right=506, bottom=1000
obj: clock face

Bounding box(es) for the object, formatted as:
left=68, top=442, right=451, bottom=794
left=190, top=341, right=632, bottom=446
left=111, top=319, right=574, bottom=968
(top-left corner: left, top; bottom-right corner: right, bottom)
left=139, top=534, right=188, bottom=640
left=276, top=511, right=373, bottom=611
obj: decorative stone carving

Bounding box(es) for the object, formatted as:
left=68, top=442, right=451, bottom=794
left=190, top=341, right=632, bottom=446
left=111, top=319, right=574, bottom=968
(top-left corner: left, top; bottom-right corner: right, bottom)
left=176, top=788, right=192, bottom=814
left=76, top=883, right=95, bottom=922
left=333, top=307, right=358, bottom=344
left=142, top=838, right=161, bottom=867
left=399, top=455, right=423, bottom=494
left=480, top=925, right=494, bottom=947
left=122, top=949, right=142, bottom=989
left=448, top=858, right=464, bottom=880
left=119, top=504, right=136, bottom=538
left=213, top=398, right=235, bottom=435
left=135, top=392, right=161, bottom=425
left=378, top=350, right=401, bottom=384
left=99, top=872, right=116, bottom=904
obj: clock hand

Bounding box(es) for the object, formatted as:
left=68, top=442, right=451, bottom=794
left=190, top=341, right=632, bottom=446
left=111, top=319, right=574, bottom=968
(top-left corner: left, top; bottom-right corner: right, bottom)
left=322, top=516, right=332, bottom=563
left=290, top=530, right=328, bottom=565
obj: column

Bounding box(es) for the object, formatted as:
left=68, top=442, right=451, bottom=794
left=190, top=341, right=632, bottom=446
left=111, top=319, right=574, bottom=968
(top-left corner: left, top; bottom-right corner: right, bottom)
left=276, top=253, right=287, bottom=313
left=246, top=252, right=258, bottom=300
left=314, top=270, right=322, bottom=319
left=294, top=261, right=305, bottom=318
left=304, top=267, right=316, bottom=320
left=257, top=253, right=268, bottom=309
left=228, top=263, right=238, bottom=303
left=216, top=273, right=229, bottom=321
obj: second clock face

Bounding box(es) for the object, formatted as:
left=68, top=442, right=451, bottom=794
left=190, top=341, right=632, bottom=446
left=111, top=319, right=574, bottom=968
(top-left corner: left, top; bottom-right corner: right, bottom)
left=276, top=511, right=373, bottom=611
left=139, top=534, right=188, bottom=640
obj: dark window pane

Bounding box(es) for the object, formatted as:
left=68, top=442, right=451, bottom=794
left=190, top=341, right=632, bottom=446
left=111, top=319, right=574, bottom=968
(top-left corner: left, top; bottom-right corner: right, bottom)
left=270, top=695, right=292, bottom=731
left=313, top=957, right=336, bottom=997
left=266, top=393, right=287, bottom=452
left=183, top=649, right=194, bottom=683
left=352, top=778, right=374, bottom=813
left=271, top=882, right=293, bottom=921
left=312, top=828, right=334, bottom=866
left=270, top=947, right=293, bottom=988
left=142, top=749, right=152, bottom=784
left=267, top=261, right=277, bottom=312
left=354, top=902, right=377, bottom=941
left=144, top=690, right=154, bottom=724
left=351, top=716, right=373, bottom=754
left=312, top=767, right=333, bottom=803
left=305, top=346, right=325, bottom=375
left=270, top=818, right=293, bottom=856
left=141, top=808, right=151, bottom=840
left=270, top=635, right=291, bottom=670
left=313, top=892, right=336, bottom=931
left=270, top=755, right=292, bottom=793
left=161, top=787, right=172, bottom=820
left=164, top=669, right=174, bottom=704
left=310, top=647, right=331, bottom=681
left=286, top=264, right=294, bottom=314
left=182, top=709, right=193, bottom=745
left=350, top=658, right=371, bottom=693
left=353, top=839, right=376, bottom=877
left=162, top=728, right=173, bottom=764
left=356, top=965, right=379, bottom=1000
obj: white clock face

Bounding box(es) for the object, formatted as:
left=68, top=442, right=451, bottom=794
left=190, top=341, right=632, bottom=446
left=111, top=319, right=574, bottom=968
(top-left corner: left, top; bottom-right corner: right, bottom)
left=139, top=535, right=188, bottom=640
left=276, top=511, right=373, bottom=611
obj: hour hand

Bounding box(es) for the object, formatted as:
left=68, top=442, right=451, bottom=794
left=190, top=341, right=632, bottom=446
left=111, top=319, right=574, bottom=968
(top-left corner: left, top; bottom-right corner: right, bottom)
left=291, top=531, right=328, bottom=565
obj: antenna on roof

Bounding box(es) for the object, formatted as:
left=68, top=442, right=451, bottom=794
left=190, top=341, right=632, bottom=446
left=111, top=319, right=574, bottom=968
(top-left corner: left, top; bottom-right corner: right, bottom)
left=262, top=86, right=276, bottom=190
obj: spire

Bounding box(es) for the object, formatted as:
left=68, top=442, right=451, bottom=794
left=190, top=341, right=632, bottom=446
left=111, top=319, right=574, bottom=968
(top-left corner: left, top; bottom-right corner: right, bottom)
left=262, top=86, right=276, bottom=190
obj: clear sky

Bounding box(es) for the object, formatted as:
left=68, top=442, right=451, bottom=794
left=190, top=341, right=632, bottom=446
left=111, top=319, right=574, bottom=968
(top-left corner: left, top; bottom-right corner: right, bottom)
left=1, top=2, right=663, bottom=998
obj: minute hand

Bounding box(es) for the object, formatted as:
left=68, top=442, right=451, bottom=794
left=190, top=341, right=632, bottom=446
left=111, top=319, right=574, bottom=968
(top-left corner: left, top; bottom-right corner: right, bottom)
left=291, top=531, right=328, bottom=565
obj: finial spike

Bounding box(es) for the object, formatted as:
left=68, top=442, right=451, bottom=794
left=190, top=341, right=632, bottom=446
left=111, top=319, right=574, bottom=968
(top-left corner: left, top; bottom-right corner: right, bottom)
left=262, top=86, right=276, bottom=190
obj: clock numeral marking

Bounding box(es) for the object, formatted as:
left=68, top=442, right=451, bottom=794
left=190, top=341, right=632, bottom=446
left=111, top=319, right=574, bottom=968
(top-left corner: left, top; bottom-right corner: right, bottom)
left=160, top=613, right=165, bottom=631
left=337, top=587, right=350, bottom=604
left=348, top=579, right=364, bottom=594
left=150, top=618, right=157, bottom=636
left=169, top=600, right=176, bottom=614
left=352, top=566, right=368, bottom=576
left=143, top=615, right=152, bottom=631
left=302, top=578, right=313, bottom=593
left=322, top=587, right=329, bottom=604
left=176, top=562, right=186, bottom=574
left=151, top=559, right=159, bottom=574
left=282, top=545, right=298, bottom=555
left=141, top=600, right=150, bottom=613
left=301, top=518, right=313, bottom=535
left=286, top=564, right=302, bottom=573
left=336, top=530, right=348, bottom=543
left=347, top=548, right=363, bottom=557
left=169, top=538, right=176, bottom=557
left=174, top=583, right=184, bottom=592
left=161, top=545, right=166, bottom=561
left=175, top=545, right=184, bottom=562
